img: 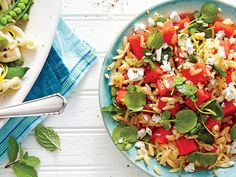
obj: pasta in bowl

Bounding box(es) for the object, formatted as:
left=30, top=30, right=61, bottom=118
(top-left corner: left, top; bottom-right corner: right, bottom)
left=100, top=0, right=236, bottom=176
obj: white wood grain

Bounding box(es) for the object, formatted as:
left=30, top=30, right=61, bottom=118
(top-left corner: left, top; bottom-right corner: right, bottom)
left=0, top=0, right=167, bottom=177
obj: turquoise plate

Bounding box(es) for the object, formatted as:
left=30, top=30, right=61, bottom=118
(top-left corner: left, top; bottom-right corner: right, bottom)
left=99, top=0, right=236, bottom=176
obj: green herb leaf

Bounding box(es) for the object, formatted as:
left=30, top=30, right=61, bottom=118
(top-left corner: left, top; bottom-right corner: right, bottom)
left=189, top=123, right=205, bottom=135
left=156, top=16, right=167, bottom=23
left=124, top=85, right=146, bottom=111
left=198, top=134, right=214, bottom=144
left=5, top=67, right=29, bottom=79
left=212, top=64, right=226, bottom=77
left=173, top=77, right=186, bottom=88
left=204, top=28, right=214, bottom=38
left=35, top=124, right=61, bottom=152
left=101, top=104, right=123, bottom=114
left=178, top=34, right=188, bottom=47
left=201, top=100, right=224, bottom=120
left=189, top=54, right=198, bottom=63
left=143, top=58, right=156, bottom=70
left=230, top=124, right=236, bottom=140
left=13, top=162, right=38, bottom=177
left=200, top=2, right=218, bottom=23
left=193, top=10, right=201, bottom=19
left=177, top=84, right=198, bottom=98
left=161, top=47, right=173, bottom=60
left=7, top=136, right=19, bottom=162
left=22, top=156, right=41, bottom=168
left=147, top=29, right=164, bottom=50
left=161, top=111, right=171, bottom=130
left=188, top=152, right=217, bottom=166
left=175, top=109, right=198, bottom=133
left=111, top=87, right=118, bottom=97
left=112, top=125, right=138, bottom=151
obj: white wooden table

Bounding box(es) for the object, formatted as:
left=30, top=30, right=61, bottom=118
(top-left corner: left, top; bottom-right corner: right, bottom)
left=0, top=0, right=164, bottom=176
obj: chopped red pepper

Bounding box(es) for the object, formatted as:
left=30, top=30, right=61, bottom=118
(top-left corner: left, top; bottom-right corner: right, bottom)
left=144, top=64, right=163, bottom=84
left=176, top=137, right=198, bottom=155
left=185, top=89, right=210, bottom=111
left=205, top=117, right=222, bottom=130
left=150, top=127, right=172, bottom=144
left=159, top=21, right=177, bottom=45
left=175, top=17, right=190, bottom=30
left=223, top=101, right=236, bottom=117
left=128, top=32, right=148, bottom=60
left=226, top=69, right=233, bottom=84
left=169, top=102, right=183, bottom=115
left=116, top=90, right=127, bottom=105
left=213, top=21, right=236, bottom=38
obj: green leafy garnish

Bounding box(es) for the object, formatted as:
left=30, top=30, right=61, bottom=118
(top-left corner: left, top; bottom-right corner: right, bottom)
left=188, top=152, right=218, bottom=166
left=201, top=100, right=224, bottom=119
left=230, top=124, right=236, bottom=140
left=189, top=54, right=198, bottom=63
left=101, top=104, right=124, bottom=114
left=147, top=29, right=164, bottom=50
left=178, top=34, right=188, bottom=47
left=193, top=10, right=201, bottom=19
left=124, top=85, right=146, bottom=111
left=200, top=2, right=219, bottom=23
left=35, top=124, right=61, bottom=152
left=204, top=28, right=214, bottom=38
left=161, top=111, right=171, bottom=130
left=189, top=123, right=205, bottom=135
left=143, top=58, right=156, bottom=70
left=5, top=137, right=41, bottom=177
left=156, top=16, right=167, bottom=23
left=5, top=67, right=29, bottom=79
left=177, top=84, right=198, bottom=101
left=198, top=134, right=214, bottom=144
left=212, top=64, right=226, bottom=77
left=173, top=77, right=186, bottom=88
left=112, top=125, right=138, bottom=151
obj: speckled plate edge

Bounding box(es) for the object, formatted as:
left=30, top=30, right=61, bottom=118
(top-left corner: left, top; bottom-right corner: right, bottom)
left=99, top=0, right=236, bottom=176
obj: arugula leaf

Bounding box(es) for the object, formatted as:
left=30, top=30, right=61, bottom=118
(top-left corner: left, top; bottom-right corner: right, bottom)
left=189, top=54, right=198, bottom=63
left=8, top=136, right=19, bottom=163
left=212, top=64, right=226, bottom=77
left=13, top=162, right=38, bottom=177
left=198, top=134, right=214, bottom=144
left=188, top=152, right=217, bottom=166
left=112, top=125, right=138, bottom=151
left=201, top=100, right=224, bottom=120
left=22, top=156, right=41, bottom=168
left=200, top=2, right=218, bottom=23
left=147, top=29, right=164, bottom=50
left=124, top=85, right=146, bottom=111
left=173, top=77, right=186, bottom=88
left=175, top=109, right=198, bottom=133
left=156, top=16, right=167, bottom=23
left=35, top=124, right=61, bottom=152
left=177, top=84, right=198, bottom=101
left=230, top=124, right=236, bottom=140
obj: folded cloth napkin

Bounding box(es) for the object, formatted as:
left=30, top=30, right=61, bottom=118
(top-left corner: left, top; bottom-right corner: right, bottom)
left=0, top=17, right=98, bottom=162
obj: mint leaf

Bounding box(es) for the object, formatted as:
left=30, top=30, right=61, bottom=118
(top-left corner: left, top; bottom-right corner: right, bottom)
left=22, top=156, right=41, bottom=168
left=147, top=29, right=164, bottom=50
left=200, top=2, right=218, bottom=23
left=13, top=162, right=38, bottom=177
left=8, top=136, right=19, bottom=162
left=35, top=124, right=61, bottom=152
left=175, top=109, right=198, bottom=133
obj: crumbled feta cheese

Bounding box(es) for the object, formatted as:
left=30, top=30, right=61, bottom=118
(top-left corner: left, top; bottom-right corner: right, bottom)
left=148, top=17, right=155, bottom=26
left=155, top=47, right=162, bottom=61
left=169, top=11, right=181, bottom=22
left=160, top=60, right=171, bottom=72
left=162, top=43, right=168, bottom=49
left=229, top=161, right=235, bottom=166
left=134, top=23, right=146, bottom=34
left=184, top=163, right=195, bottom=173
left=135, top=141, right=145, bottom=149
left=138, top=129, right=146, bottom=139
left=231, top=140, right=236, bottom=154
left=230, top=38, right=236, bottom=45
left=186, top=38, right=194, bottom=55
left=206, top=58, right=215, bottom=65
left=222, top=18, right=234, bottom=25
left=215, top=30, right=225, bottom=40
left=152, top=114, right=161, bottom=123
left=163, top=54, right=169, bottom=61
left=146, top=127, right=152, bottom=135
left=143, top=114, right=149, bottom=121
left=221, top=102, right=225, bottom=108
left=217, top=46, right=226, bottom=59
left=105, top=73, right=110, bottom=79
left=222, top=82, right=236, bottom=102
left=127, top=68, right=144, bottom=81
left=118, top=138, right=124, bottom=144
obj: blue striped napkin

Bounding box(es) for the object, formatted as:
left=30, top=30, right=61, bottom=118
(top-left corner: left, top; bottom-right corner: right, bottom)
left=0, top=17, right=98, bottom=162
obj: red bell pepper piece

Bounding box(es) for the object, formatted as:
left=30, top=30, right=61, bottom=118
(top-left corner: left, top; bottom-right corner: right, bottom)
left=116, top=90, right=127, bottom=105
left=144, top=64, right=163, bottom=83
left=174, top=47, right=185, bottom=67
left=128, top=32, right=148, bottom=60
left=159, top=21, right=176, bottom=45
left=205, top=117, right=222, bottom=130
left=142, top=105, right=152, bottom=116
left=150, top=127, right=172, bottom=144
left=169, top=102, right=183, bottom=115
left=226, top=69, right=233, bottom=84
left=214, top=21, right=235, bottom=38
left=175, top=17, right=190, bottom=30
left=220, top=39, right=231, bottom=58
left=185, top=89, right=210, bottom=111
left=223, top=101, right=236, bottom=116
left=181, top=63, right=209, bottom=85
left=176, top=137, right=198, bottom=155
